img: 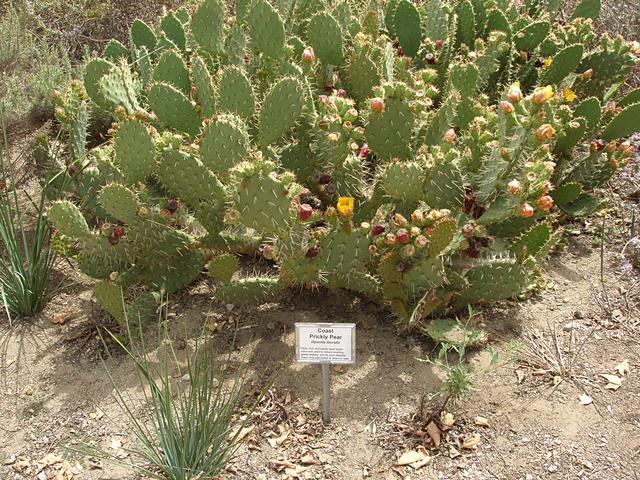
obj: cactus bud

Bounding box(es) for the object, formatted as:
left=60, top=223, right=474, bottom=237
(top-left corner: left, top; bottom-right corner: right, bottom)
left=368, top=244, right=377, bottom=254
left=537, top=195, right=553, bottom=210
left=101, top=223, right=112, bottom=236
left=411, top=210, right=424, bottom=223
left=443, top=128, right=457, bottom=144
left=519, top=203, right=535, bottom=218
left=590, top=139, right=605, bottom=152
left=305, top=246, right=319, bottom=258
left=359, top=144, right=370, bottom=157
left=411, top=226, right=421, bottom=237
left=316, top=173, right=332, bottom=184
left=113, top=225, right=125, bottom=238
left=166, top=199, right=179, bottom=214
left=543, top=161, right=556, bottom=174
left=507, top=83, right=523, bottom=103
left=396, top=228, right=410, bottom=243
left=299, top=204, right=313, bottom=221
left=619, top=141, right=632, bottom=156
left=393, top=213, right=407, bottom=226
left=370, top=224, right=385, bottom=237
left=67, top=164, right=77, bottom=175
left=370, top=97, right=385, bottom=112
left=435, top=39, right=443, bottom=49
left=500, top=101, right=515, bottom=113
left=108, top=236, right=119, bottom=246
left=138, top=206, right=149, bottom=217
left=401, top=244, right=416, bottom=257
left=302, top=46, right=315, bottom=63
left=415, top=235, right=428, bottom=247
left=535, top=124, right=556, bottom=141
left=385, top=233, right=397, bottom=245
left=336, top=89, right=346, bottom=98
left=508, top=179, right=522, bottom=194
left=425, top=53, right=436, bottom=64
left=532, top=86, right=554, bottom=105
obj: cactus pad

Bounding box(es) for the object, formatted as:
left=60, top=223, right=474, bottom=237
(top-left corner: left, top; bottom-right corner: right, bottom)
left=307, top=12, right=345, bottom=65
left=318, top=229, right=370, bottom=276
left=200, top=114, right=250, bottom=176
left=247, top=0, right=285, bottom=58
left=234, top=173, right=291, bottom=234
left=48, top=201, right=90, bottom=238
left=148, top=83, right=202, bottom=137
left=191, top=0, right=225, bottom=55
left=114, top=120, right=156, bottom=184
left=381, top=161, right=424, bottom=204
left=98, top=184, right=141, bottom=224
left=218, top=67, right=255, bottom=120
left=216, top=277, right=281, bottom=303
left=207, top=254, right=239, bottom=284
left=259, top=77, right=305, bottom=147
left=153, top=50, right=191, bottom=95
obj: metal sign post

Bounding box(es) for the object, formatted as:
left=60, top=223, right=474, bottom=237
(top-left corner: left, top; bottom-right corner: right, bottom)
left=295, top=323, right=356, bottom=424
left=321, top=363, right=331, bottom=423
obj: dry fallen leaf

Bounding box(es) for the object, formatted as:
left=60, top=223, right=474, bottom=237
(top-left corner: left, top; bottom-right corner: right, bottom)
left=427, top=422, right=442, bottom=448
left=462, top=433, right=481, bottom=450
left=448, top=446, right=461, bottom=459
left=89, top=408, right=104, bottom=420
left=579, top=393, right=593, bottom=405
left=426, top=421, right=441, bottom=448
left=601, top=373, right=623, bottom=390
left=440, top=411, right=455, bottom=431
left=614, top=359, right=630, bottom=376
left=299, top=453, right=317, bottom=465
left=396, top=447, right=430, bottom=467
left=50, top=313, right=71, bottom=325
left=267, top=430, right=291, bottom=448
left=474, top=416, right=489, bottom=427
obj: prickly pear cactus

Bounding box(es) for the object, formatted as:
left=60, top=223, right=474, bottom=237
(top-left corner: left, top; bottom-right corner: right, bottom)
left=48, top=0, right=640, bottom=332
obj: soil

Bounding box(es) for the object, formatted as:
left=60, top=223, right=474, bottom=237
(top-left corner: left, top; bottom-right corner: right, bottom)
left=1, top=205, right=640, bottom=480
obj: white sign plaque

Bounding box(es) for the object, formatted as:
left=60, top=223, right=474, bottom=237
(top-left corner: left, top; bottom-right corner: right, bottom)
left=295, top=322, right=356, bottom=364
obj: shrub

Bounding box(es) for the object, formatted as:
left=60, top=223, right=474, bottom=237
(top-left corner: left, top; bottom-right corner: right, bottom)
left=46, top=0, right=640, bottom=330
left=0, top=3, right=74, bottom=124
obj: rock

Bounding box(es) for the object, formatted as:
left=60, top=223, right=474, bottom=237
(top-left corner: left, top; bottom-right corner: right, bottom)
left=574, top=310, right=584, bottom=319
left=625, top=237, right=640, bottom=268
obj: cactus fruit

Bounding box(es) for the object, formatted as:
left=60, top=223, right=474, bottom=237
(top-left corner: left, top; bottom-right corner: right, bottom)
left=51, top=0, right=640, bottom=331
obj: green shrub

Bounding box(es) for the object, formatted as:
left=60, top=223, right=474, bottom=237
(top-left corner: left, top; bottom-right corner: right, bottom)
left=46, top=0, right=640, bottom=330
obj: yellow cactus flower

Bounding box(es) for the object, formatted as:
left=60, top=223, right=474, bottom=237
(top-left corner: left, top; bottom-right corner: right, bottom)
left=543, top=57, right=553, bottom=68
left=336, top=197, right=355, bottom=217
left=532, top=85, right=554, bottom=104
left=563, top=87, right=577, bottom=102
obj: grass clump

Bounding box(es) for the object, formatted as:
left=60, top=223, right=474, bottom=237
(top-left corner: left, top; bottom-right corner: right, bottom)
left=0, top=117, right=57, bottom=320
left=82, top=302, right=261, bottom=479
